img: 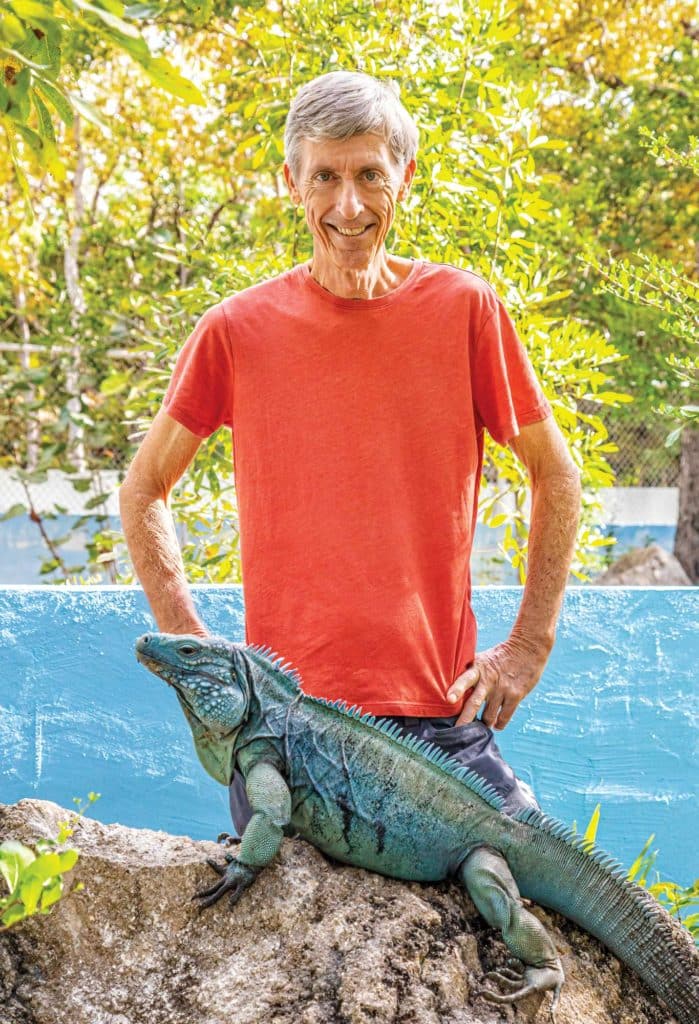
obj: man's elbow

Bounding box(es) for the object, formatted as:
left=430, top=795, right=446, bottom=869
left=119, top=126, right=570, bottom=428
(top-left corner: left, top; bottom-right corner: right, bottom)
left=119, top=468, right=168, bottom=518
left=532, top=452, right=581, bottom=503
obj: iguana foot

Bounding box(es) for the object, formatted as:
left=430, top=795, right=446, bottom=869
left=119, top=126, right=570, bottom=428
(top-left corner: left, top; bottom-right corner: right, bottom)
left=193, top=857, right=259, bottom=910
left=476, top=958, right=564, bottom=1022
left=216, top=831, right=239, bottom=847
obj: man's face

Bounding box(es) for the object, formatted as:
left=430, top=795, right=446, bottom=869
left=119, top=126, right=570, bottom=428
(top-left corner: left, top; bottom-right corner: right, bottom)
left=284, top=134, right=415, bottom=273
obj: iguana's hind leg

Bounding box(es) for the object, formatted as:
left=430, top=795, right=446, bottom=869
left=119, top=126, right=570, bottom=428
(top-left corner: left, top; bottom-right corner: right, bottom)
left=458, top=845, right=564, bottom=1022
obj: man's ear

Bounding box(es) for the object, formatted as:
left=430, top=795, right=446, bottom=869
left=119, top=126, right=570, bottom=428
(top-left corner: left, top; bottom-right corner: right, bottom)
left=398, top=157, right=416, bottom=201
left=283, top=162, right=301, bottom=205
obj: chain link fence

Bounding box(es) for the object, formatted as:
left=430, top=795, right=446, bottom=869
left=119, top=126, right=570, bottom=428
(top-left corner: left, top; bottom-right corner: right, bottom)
left=603, top=413, right=680, bottom=487
left=0, top=388, right=680, bottom=583
left=0, top=395, right=681, bottom=504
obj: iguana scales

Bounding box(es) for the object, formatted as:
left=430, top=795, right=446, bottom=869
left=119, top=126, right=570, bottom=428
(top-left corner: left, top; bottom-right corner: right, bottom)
left=135, top=632, right=699, bottom=1023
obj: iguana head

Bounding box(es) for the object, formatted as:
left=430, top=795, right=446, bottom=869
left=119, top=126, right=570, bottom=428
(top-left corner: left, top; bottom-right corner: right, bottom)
left=135, top=632, right=251, bottom=785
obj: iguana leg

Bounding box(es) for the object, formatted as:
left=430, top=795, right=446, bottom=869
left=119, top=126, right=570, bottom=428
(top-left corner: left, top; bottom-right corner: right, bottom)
left=458, top=845, right=564, bottom=1022
left=195, top=760, right=291, bottom=910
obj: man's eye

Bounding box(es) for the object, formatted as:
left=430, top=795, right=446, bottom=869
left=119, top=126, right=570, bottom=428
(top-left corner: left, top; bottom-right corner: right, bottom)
left=316, top=171, right=333, bottom=182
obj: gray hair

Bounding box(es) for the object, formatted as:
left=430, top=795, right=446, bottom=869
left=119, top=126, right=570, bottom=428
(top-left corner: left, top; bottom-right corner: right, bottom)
left=284, top=70, right=419, bottom=177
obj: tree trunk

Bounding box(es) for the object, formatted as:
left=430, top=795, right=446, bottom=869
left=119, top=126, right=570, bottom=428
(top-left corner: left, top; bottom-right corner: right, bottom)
left=673, top=427, right=699, bottom=583
left=64, top=113, right=87, bottom=472
left=14, top=280, right=40, bottom=470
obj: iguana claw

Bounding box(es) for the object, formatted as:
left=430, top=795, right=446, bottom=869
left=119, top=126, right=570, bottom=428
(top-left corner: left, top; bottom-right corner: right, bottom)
left=193, top=857, right=259, bottom=910
left=476, top=959, right=564, bottom=1023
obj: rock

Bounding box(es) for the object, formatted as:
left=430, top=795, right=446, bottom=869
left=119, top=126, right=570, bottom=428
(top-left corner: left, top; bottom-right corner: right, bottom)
left=596, top=544, right=692, bottom=586
left=0, top=799, right=682, bottom=1024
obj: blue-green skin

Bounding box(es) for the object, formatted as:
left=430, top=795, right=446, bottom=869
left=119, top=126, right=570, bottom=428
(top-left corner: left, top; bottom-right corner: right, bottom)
left=136, top=633, right=699, bottom=1023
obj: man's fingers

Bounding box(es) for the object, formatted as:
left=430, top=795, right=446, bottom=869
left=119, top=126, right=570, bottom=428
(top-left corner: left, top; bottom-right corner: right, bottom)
left=455, top=683, right=491, bottom=725
left=447, top=666, right=480, bottom=705
left=491, top=696, right=518, bottom=731
left=481, top=696, right=503, bottom=729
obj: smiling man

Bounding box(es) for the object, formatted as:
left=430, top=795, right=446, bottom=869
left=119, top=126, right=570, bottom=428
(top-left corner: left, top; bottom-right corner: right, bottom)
left=120, top=71, right=581, bottom=832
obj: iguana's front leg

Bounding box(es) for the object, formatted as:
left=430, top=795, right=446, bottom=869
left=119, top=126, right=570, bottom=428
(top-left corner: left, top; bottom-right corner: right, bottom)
left=458, top=845, right=564, bottom=1022
left=195, top=760, right=291, bottom=909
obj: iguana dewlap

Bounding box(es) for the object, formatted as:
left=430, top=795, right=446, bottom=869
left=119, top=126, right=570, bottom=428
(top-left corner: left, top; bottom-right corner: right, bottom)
left=135, top=632, right=699, bottom=1023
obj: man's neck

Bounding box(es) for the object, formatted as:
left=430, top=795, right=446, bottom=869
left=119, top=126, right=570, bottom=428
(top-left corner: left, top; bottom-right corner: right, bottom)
left=309, top=252, right=413, bottom=300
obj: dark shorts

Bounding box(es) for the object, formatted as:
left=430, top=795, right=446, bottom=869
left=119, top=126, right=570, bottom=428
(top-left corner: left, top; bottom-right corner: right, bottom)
left=228, top=714, right=539, bottom=835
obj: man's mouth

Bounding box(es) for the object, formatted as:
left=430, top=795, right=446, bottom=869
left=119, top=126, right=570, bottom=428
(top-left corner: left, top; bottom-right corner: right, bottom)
left=328, top=224, right=374, bottom=236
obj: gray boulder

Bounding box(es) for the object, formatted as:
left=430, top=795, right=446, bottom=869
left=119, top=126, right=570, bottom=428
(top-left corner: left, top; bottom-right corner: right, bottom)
left=0, top=799, right=681, bottom=1023
left=596, top=543, right=691, bottom=586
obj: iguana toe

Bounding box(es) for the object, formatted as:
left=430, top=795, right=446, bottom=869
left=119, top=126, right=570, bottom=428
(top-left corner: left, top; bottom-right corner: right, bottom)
left=476, top=960, right=564, bottom=1021
left=483, top=965, right=524, bottom=983
left=193, top=858, right=259, bottom=910
left=205, top=857, right=227, bottom=877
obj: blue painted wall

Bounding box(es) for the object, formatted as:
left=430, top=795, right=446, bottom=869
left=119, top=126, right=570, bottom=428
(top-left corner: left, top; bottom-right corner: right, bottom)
left=0, top=586, right=696, bottom=885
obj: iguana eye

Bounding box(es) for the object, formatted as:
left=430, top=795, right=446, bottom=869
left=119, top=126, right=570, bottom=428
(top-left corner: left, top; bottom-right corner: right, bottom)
left=179, top=643, right=198, bottom=656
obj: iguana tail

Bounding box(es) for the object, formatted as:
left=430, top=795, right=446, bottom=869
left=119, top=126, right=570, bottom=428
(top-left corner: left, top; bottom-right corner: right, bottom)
left=503, top=807, right=699, bottom=1024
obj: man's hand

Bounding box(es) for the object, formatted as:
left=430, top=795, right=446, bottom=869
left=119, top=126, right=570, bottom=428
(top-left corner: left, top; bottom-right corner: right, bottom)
left=446, top=634, right=551, bottom=731
left=446, top=416, right=580, bottom=732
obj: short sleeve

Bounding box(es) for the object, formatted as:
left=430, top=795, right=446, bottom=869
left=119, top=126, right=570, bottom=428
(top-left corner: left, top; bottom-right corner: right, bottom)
left=471, top=297, right=551, bottom=446
left=162, top=303, right=234, bottom=437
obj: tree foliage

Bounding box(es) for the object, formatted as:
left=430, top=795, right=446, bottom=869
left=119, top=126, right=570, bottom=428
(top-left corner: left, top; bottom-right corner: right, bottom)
left=0, top=0, right=207, bottom=215
left=0, top=0, right=695, bottom=583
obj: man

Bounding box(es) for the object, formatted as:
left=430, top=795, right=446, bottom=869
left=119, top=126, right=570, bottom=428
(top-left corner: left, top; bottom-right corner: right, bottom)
left=120, top=70, right=581, bottom=834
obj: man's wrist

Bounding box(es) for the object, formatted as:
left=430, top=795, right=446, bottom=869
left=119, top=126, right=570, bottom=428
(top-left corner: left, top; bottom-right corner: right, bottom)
left=148, top=582, right=208, bottom=636
left=508, top=625, right=555, bottom=661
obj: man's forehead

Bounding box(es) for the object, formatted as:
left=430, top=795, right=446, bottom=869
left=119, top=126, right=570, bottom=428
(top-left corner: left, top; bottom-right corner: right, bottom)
left=299, top=133, right=395, bottom=170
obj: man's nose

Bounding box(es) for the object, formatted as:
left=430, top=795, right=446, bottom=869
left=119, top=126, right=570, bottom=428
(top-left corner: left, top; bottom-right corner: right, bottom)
left=336, top=180, right=363, bottom=220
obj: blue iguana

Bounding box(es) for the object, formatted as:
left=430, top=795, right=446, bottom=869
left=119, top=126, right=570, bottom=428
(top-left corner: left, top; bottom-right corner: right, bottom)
left=135, top=632, right=699, bottom=1023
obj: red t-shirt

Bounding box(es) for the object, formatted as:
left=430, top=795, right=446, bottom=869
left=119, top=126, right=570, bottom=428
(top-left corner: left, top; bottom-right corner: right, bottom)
left=163, top=260, right=551, bottom=715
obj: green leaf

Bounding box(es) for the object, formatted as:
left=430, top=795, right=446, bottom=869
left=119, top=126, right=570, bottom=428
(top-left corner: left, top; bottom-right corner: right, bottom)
left=7, top=1, right=55, bottom=25
left=124, top=3, right=162, bottom=16
left=1, top=45, right=51, bottom=73
left=111, top=36, right=206, bottom=105
left=0, top=840, right=35, bottom=892
left=593, top=392, right=633, bottom=404
left=1, top=901, right=28, bottom=927
left=54, top=849, right=79, bottom=872
left=39, top=876, right=64, bottom=911
left=0, top=11, right=27, bottom=44
left=84, top=492, right=109, bottom=510
left=100, top=371, right=130, bottom=395
left=34, top=78, right=74, bottom=126
left=627, top=834, right=657, bottom=885
left=582, top=803, right=600, bottom=851
left=14, top=121, right=44, bottom=153
left=69, top=0, right=142, bottom=38
left=0, top=503, right=27, bottom=522
left=68, top=92, right=112, bottom=132
left=30, top=88, right=55, bottom=141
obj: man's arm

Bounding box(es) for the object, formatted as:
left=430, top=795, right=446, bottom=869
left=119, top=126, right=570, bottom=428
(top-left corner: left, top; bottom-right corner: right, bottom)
left=447, top=416, right=581, bottom=729
left=119, top=409, right=209, bottom=636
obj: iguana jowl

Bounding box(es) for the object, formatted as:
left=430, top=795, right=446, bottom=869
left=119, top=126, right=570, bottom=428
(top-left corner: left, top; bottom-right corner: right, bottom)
left=135, top=632, right=699, bottom=1023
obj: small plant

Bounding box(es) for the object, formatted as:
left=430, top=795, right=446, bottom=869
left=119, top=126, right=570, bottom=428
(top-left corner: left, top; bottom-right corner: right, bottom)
left=580, top=805, right=699, bottom=943
left=0, top=792, right=100, bottom=931
left=627, top=835, right=699, bottom=943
